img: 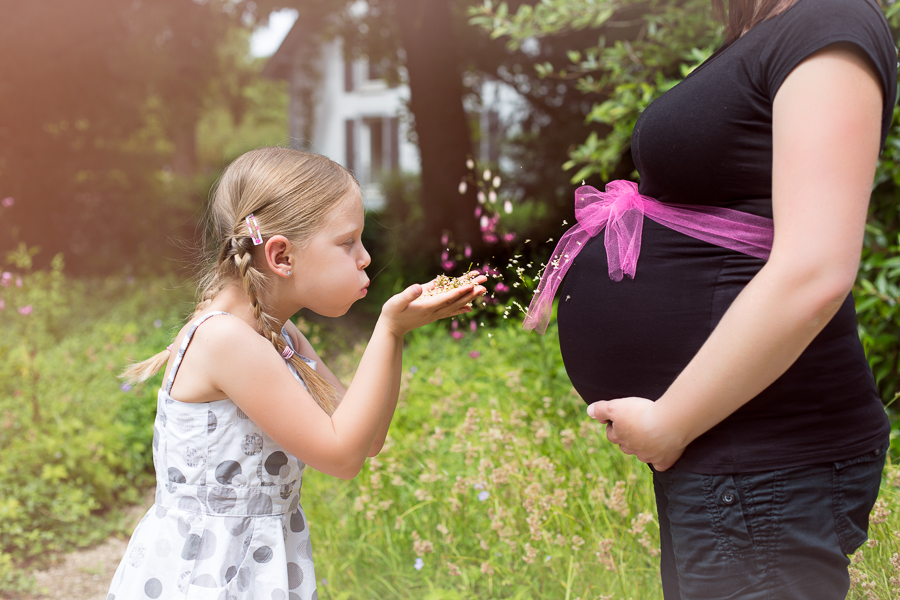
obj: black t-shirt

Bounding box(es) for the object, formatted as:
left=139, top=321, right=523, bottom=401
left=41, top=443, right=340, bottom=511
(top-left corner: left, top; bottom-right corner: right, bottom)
left=557, top=0, right=896, bottom=474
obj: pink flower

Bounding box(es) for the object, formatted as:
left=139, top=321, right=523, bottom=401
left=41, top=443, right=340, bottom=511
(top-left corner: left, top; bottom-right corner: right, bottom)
left=15, top=277, right=22, bottom=288
left=495, top=282, right=509, bottom=293
left=451, top=331, right=464, bottom=340
left=0, top=272, right=11, bottom=287
left=451, top=320, right=459, bottom=330
left=475, top=206, right=482, bottom=218
left=469, top=351, right=481, bottom=359
left=503, top=232, right=516, bottom=243
left=1, top=197, right=12, bottom=208
left=464, top=244, right=472, bottom=259
left=18, top=305, right=32, bottom=315
left=483, top=233, right=498, bottom=244
left=441, top=250, right=449, bottom=261
left=0, top=299, right=5, bottom=310
left=441, top=233, right=449, bottom=246
left=441, top=260, right=455, bottom=271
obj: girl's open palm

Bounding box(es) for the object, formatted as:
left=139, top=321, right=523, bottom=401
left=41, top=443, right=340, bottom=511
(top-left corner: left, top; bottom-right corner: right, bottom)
left=380, top=273, right=487, bottom=337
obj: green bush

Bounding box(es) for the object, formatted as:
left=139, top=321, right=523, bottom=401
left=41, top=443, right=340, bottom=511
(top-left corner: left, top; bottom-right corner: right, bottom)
left=0, top=253, right=187, bottom=592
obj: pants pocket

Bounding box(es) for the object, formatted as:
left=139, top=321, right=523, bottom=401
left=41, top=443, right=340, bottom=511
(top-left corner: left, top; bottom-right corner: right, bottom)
left=833, top=441, right=888, bottom=555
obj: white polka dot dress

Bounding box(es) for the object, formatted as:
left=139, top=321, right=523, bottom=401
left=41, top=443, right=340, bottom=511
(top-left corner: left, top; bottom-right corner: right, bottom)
left=108, top=312, right=318, bottom=600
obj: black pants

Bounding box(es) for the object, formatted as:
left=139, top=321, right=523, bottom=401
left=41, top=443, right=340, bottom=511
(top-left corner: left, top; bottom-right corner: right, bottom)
left=652, top=442, right=887, bottom=600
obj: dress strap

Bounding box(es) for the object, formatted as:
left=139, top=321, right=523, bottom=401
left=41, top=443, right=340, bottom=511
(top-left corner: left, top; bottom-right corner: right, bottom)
left=164, top=311, right=232, bottom=394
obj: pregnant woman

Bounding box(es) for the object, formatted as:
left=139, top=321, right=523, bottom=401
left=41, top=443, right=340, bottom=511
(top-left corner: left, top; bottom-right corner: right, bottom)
left=526, top=0, right=896, bottom=597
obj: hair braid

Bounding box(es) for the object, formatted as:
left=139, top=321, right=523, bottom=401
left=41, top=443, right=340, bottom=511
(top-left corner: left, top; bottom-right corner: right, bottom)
left=234, top=243, right=339, bottom=415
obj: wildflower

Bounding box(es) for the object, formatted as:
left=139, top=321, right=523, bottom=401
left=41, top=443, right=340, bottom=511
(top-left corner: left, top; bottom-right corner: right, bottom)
left=18, top=305, right=32, bottom=316
left=480, top=562, right=494, bottom=575
left=492, top=175, right=501, bottom=188
left=409, top=365, right=418, bottom=374
left=478, top=491, right=490, bottom=501
left=478, top=191, right=486, bottom=204
left=544, top=555, right=552, bottom=562
left=120, top=383, right=132, bottom=393
left=470, top=351, right=481, bottom=359
left=483, top=233, right=498, bottom=244
left=489, top=191, right=497, bottom=203
left=441, top=260, right=455, bottom=271
left=153, top=319, right=163, bottom=328
left=571, top=535, right=585, bottom=551
left=475, top=206, right=482, bottom=218
left=522, top=543, right=538, bottom=564
left=414, top=558, right=424, bottom=571
left=451, top=331, right=464, bottom=340
left=447, top=562, right=462, bottom=576
left=466, top=158, right=475, bottom=169
left=458, top=180, right=467, bottom=194
left=1, top=197, right=13, bottom=207
left=871, top=500, right=891, bottom=524
left=0, top=272, right=10, bottom=287
left=504, top=200, right=513, bottom=214
left=503, top=232, right=516, bottom=243
left=495, top=282, right=509, bottom=294
left=483, top=168, right=491, bottom=181
left=16, top=276, right=23, bottom=288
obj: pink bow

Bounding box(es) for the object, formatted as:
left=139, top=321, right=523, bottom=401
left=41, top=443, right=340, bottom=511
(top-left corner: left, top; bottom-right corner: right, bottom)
left=523, top=180, right=775, bottom=334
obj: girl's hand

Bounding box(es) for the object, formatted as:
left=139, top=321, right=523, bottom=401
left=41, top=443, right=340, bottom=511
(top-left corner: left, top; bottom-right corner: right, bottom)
left=379, top=273, right=487, bottom=337
left=587, top=398, right=687, bottom=471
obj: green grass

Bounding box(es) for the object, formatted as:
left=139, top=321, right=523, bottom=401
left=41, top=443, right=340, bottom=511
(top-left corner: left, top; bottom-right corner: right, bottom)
left=303, top=322, right=900, bottom=600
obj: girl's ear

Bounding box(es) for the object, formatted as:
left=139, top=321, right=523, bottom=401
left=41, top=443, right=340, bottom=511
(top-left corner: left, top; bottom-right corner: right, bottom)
left=264, top=235, right=294, bottom=278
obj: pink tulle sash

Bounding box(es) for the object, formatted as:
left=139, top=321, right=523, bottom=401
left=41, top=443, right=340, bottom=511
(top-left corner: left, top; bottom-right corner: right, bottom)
left=522, top=180, right=775, bottom=334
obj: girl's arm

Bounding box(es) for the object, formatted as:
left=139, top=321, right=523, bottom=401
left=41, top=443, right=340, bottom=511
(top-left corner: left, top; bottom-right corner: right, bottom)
left=283, top=307, right=407, bottom=457
left=204, top=281, right=485, bottom=479
left=588, top=43, right=884, bottom=471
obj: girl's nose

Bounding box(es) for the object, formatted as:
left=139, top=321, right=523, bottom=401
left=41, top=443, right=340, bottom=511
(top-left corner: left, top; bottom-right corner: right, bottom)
left=358, top=245, right=371, bottom=270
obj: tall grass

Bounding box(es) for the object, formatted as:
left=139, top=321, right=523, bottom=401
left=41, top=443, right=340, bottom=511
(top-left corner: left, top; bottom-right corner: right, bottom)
left=303, top=321, right=900, bottom=599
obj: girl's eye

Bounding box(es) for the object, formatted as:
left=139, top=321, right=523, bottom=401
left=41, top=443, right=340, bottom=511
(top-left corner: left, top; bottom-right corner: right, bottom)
left=344, top=238, right=354, bottom=246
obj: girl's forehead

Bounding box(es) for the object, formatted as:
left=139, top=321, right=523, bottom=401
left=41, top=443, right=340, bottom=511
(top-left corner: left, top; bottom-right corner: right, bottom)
left=323, top=190, right=364, bottom=230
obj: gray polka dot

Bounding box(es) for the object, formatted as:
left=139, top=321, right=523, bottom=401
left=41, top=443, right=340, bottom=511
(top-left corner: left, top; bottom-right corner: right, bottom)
left=154, top=538, right=171, bottom=557
left=280, top=483, right=294, bottom=500
left=208, top=487, right=237, bottom=514
left=177, top=516, right=192, bottom=537
left=312, top=591, right=318, bottom=600
left=185, top=446, right=205, bottom=468
left=128, top=545, right=146, bottom=568
left=144, top=578, right=163, bottom=599
left=290, top=509, right=305, bottom=533
left=208, top=410, right=217, bottom=433
left=159, top=409, right=167, bottom=425
left=288, top=593, right=302, bottom=600
left=107, top=594, right=115, bottom=600
left=177, top=496, right=201, bottom=514
left=248, top=492, right=273, bottom=515
left=265, top=451, right=288, bottom=476
left=242, top=432, right=263, bottom=455
left=224, top=516, right=251, bottom=536
left=152, top=426, right=159, bottom=451
left=192, top=573, right=217, bottom=587
left=216, top=460, right=242, bottom=485
left=237, top=566, right=252, bottom=591
left=297, top=538, right=313, bottom=561
left=225, top=565, right=237, bottom=583
left=279, top=464, right=291, bottom=479
left=233, top=474, right=249, bottom=487
left=167, top=467, right=186, bottom=484
left=287, top=562, right=303, bottom=589
left=154, top=505, right=167, bottom=519
left=289, top=494, right=300, bottom=513
left=182, top=534, right=201, bottom=560
left=176, top=413, right=195, bottom=431
left=196, top=530, right=217, bottom=561
left=253, top=546, right=273, bottom=563
left=271, top=591, right=286, bottom=600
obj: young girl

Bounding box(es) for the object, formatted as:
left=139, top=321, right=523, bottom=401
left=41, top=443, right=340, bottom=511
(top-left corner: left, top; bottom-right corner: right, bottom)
left=108, top=147, right=486, bottom=599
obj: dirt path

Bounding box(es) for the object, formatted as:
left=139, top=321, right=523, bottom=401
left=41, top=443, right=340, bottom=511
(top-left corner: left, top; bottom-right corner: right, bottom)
left=21, top=490, right=154, bottom=600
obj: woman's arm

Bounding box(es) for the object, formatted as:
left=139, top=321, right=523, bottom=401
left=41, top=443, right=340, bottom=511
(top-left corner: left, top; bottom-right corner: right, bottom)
left=588, top=43, right=884, bottom=470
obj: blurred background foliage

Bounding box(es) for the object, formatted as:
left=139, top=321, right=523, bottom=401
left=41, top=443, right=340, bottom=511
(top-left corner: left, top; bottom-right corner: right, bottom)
left=1, top=0, right=899, bottom=592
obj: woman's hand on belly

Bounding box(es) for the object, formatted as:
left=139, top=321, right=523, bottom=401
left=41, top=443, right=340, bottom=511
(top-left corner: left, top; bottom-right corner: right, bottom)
left=587, top=398, right=687, bottom=471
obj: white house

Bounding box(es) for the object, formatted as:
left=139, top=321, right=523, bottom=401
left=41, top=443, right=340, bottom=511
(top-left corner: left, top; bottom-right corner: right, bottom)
left=264, top=20, right=526, bottom=209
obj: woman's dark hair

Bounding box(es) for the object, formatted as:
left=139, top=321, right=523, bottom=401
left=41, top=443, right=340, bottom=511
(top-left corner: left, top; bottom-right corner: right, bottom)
left=712, top=0, right=798, bottom=42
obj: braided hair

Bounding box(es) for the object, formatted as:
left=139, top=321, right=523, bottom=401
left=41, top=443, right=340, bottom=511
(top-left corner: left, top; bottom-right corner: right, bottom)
left=123, top=148, right=357, bottom=415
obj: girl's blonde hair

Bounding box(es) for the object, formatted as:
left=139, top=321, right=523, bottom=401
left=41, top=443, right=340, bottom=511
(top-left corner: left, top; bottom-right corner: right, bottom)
left=122, top=147, right=358, bottom=415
